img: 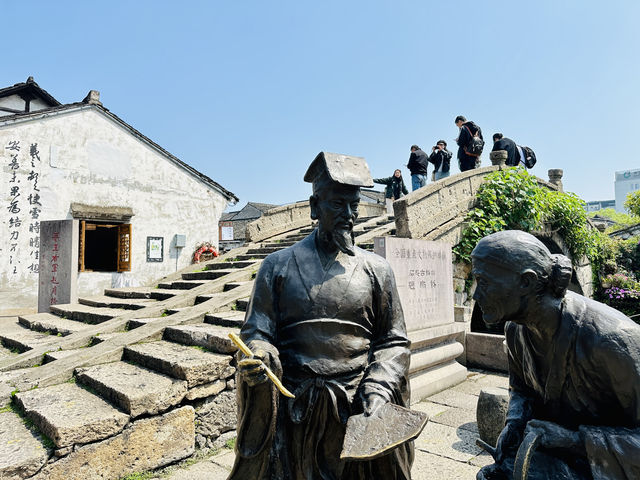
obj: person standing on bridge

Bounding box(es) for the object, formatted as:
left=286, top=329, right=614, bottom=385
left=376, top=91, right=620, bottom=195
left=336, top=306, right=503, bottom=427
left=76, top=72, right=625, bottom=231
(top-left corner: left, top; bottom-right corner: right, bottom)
left=407, top=144, right=430, bottom=191
left=455, top=115, right=484, bottom=172
left=428, top=140, right=453, bottom=181
left=373, top=169, right=409, bottom=215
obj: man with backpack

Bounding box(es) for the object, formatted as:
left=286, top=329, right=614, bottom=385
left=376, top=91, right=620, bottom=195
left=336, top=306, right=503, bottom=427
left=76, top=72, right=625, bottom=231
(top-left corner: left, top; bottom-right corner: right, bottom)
left=491, top=133, right=519, bottom=166
left=455, top=115, right=484, bottom=172
left=492, top=133, right=537, bottom=169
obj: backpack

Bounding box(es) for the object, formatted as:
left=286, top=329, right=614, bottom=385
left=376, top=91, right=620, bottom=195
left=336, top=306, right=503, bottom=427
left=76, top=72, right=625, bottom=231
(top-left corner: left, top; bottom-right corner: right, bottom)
left=463, top=125, right=484, bottom=157
left=520, top=146, right=537, bottom=168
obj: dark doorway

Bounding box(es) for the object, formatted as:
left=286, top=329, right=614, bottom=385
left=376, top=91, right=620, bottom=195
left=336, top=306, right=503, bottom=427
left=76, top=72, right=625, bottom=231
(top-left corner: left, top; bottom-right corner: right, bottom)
left=82, top=222, right=119, bottom=271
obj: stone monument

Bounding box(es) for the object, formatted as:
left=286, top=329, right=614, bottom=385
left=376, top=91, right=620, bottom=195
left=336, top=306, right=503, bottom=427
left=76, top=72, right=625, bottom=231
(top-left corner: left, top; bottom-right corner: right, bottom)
left=38, top=219, right=79, bottom=312
left=472, top=230, right=640, bottom=480
left=374, top=236, right=466, bottom=401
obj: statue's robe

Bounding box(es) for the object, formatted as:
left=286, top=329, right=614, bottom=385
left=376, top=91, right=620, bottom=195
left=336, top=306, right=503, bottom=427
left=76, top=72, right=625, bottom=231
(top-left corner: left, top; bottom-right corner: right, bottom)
left=505, top=291, right=640, bottom=479
left=228, top=231, right=413, bottom=480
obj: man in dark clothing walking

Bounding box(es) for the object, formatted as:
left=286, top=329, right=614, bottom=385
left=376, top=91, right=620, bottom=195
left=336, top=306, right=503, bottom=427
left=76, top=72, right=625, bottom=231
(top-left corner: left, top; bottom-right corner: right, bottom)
left=428, top=140, right=453, bottom=181
left=407, top=145, right=429, bottom=191
left=491, top=133, right=521, bottom=167
left=455, top=115, right=483, bottom=172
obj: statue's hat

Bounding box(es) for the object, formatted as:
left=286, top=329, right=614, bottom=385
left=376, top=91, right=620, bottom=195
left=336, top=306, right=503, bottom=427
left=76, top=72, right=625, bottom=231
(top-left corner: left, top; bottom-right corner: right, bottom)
left=304, top=152, right=374, bottom=188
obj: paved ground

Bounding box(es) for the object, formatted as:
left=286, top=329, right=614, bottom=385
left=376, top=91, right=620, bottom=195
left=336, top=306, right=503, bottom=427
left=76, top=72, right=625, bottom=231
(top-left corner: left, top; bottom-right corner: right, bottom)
left=151, top=369, right=508, bottom=480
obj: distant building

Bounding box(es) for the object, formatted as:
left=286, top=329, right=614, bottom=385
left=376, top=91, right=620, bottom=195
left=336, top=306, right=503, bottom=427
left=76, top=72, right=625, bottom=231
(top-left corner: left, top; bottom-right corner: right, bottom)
left=584, top=199, right=616, bottom=212
left=615, top=168, right=640, bottom=212
left=0, top=77, right=237, bottom=314
left=219, top=202, right=277, bottom=251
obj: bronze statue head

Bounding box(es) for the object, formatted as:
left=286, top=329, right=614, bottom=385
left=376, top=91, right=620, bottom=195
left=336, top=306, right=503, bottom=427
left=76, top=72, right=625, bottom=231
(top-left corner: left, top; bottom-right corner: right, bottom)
left=304, top=152, right=373, bottom=256
left=471, top=231, right=572, bottom=327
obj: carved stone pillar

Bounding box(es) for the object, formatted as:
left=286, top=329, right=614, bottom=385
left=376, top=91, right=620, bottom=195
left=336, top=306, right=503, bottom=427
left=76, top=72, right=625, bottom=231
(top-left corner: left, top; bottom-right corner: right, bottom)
left=548, top=169, right=564, bottom=191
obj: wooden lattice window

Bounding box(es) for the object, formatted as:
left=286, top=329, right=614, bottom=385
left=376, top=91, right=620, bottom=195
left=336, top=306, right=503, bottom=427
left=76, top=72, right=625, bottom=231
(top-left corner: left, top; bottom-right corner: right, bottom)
left=117, top=224, right=132, bottom=272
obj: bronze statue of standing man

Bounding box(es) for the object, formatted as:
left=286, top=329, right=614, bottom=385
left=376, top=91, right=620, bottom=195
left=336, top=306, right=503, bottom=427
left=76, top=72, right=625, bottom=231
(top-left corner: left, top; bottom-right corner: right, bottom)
left=228, top=152, right=414, bottom=480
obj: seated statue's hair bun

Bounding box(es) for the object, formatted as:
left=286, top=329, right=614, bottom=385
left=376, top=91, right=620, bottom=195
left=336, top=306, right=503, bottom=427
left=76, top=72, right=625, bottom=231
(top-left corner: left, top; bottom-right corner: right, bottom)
left=549, top=254, right=572, bottom=297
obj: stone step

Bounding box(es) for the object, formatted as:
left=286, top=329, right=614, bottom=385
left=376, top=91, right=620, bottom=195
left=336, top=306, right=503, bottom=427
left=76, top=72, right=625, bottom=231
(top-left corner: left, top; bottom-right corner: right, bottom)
left=234, top=253, right=269, bottom=261
left=261, top=240, right=296, bottom=248
left=181, top=269, right=236, bottom=281
left=89, top=332, right=126, bottom=346
left=149, top=288, right=189, bottom=300
left=75, top=361, right=188, bottom=418
left=14, top=382, right=130, bottom=448
left=223, top=281, right=251, bottom=292
left=123, top=340, right=235, bottom=388
left=193, top=292, right=227, bottom=305
left=157, top=280, right=206, bottom=290
left=18, top=313, right=87, bottom=336
left=0, top=322, right=56, bottom=353
left=103, top=287, right=155, bottom=299
left=127, top=317, right=164, bottom=330
left=49, top=304, right=126, bottom=324
left=246, top=246, right=281, bottom=255
left=204, top=310, right=246, bottom=328
left=163, top=324, right=239, bottom=354
left=78, top=295, right=154, bottom=310
left=205, top=260, right=256, bottom=270
left=0, top=343, right=18, bottom=360
left=43, top=348, right=85, bottom=364
left=235, top=298, right=250, bottom=312
left=0, top=411, right=50, bottom=479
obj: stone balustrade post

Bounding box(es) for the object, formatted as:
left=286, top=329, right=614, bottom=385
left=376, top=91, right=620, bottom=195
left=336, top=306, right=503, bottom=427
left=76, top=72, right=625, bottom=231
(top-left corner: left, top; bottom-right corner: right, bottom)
left=548, top=169, right=564, bottom=191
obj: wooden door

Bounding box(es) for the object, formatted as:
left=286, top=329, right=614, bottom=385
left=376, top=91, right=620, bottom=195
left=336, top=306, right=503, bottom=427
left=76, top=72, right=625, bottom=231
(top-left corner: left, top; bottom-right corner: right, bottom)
left=117, top=224, right=132, bottom=272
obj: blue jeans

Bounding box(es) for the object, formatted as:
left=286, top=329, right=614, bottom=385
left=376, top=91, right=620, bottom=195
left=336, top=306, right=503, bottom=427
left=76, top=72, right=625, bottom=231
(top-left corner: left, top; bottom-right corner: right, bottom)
left=411, top=174, right=427, bottom=191
left=434, top=170, right=450, bottom=181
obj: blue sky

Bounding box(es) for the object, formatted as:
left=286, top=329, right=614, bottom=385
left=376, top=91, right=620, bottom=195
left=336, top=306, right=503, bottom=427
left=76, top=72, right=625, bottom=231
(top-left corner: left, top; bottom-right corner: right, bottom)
left=2, top=1, right=638, bottom=210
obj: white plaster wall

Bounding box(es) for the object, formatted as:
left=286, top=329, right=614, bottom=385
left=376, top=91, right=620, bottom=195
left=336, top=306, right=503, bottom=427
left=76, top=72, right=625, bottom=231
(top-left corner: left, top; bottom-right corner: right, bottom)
left=0, top=95, right=26, bottom=116
left=0, top=107, right=230, bottom=313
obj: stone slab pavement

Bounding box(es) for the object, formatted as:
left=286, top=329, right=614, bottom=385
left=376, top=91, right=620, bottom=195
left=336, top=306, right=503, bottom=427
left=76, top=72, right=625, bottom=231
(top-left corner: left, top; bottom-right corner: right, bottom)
left=153, top=369, right=509, bottom=480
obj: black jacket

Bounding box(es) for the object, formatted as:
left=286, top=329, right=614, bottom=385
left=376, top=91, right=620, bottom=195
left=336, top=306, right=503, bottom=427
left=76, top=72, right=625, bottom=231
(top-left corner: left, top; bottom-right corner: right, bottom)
left=456, top=121, right=483, bottom=171
left=428, top=148, right=453, bottom=173
left=492, top=137, right=521, bottom=166
left=373, top=175, right=409, bottom=199
left=407, top=149, right=429, bottom=175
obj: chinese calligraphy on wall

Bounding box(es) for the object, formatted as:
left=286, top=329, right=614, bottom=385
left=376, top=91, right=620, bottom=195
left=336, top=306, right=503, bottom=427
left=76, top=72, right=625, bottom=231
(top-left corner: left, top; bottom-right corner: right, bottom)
left=4, top=140, right=42, bottom=277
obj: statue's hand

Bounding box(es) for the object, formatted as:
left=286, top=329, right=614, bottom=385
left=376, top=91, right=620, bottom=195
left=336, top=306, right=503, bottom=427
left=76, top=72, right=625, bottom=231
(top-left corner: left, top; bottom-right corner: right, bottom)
left=476, top=464, right=509, bottom=480
left=494, top=421, right=524, bottom=464
left=524, top=419, right=583, bottom=452
left=362, top=392, right=387, bottom=417
left=237, top=349, right=270, bottom=387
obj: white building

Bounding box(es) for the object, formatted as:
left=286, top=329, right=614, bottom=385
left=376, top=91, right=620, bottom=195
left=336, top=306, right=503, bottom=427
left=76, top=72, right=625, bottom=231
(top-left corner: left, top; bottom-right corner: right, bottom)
left=615, top=168, right=640, bottom=212
left=0, top=77, right=237, bottom=315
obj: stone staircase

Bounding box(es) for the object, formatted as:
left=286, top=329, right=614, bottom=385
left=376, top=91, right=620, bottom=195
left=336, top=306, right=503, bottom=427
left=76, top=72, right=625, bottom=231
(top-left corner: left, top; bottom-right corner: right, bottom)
left=0, top=212, right=396, bottom=480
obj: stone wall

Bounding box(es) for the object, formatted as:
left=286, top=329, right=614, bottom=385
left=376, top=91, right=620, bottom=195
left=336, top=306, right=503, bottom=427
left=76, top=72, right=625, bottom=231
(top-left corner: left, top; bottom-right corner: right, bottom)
left=246, top=199, right=385, bottom=243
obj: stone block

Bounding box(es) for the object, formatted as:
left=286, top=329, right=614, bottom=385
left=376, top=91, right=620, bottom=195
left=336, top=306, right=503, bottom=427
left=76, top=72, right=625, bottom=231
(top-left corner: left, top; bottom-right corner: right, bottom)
left=75, top=361, right=188, bottom=417
left=194, top=390, right=237, bottom=440
left=466, top=332, right=508, bottom=372
left=33, top=406, right=195, bottom=480
left=164, top=324, right=239, bottom=354
left=476, top=387, right=509, bottom=447
left=374, top=237, right=454, bottom=332
left=38, top=220, right=79, bottom=313
left=0, top=411, right=50, bottom=479
left=124, top=340, right=234, bottom=387
left=186, top=379, right=227, bottom=401
left=14, top=383, right=129, bottom=448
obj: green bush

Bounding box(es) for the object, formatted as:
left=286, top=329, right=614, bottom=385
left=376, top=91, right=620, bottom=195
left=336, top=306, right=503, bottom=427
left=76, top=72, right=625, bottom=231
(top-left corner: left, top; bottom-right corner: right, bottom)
left=453, top=168, right=602, bottom=268
left=625, top=190, right=640, bottom=217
